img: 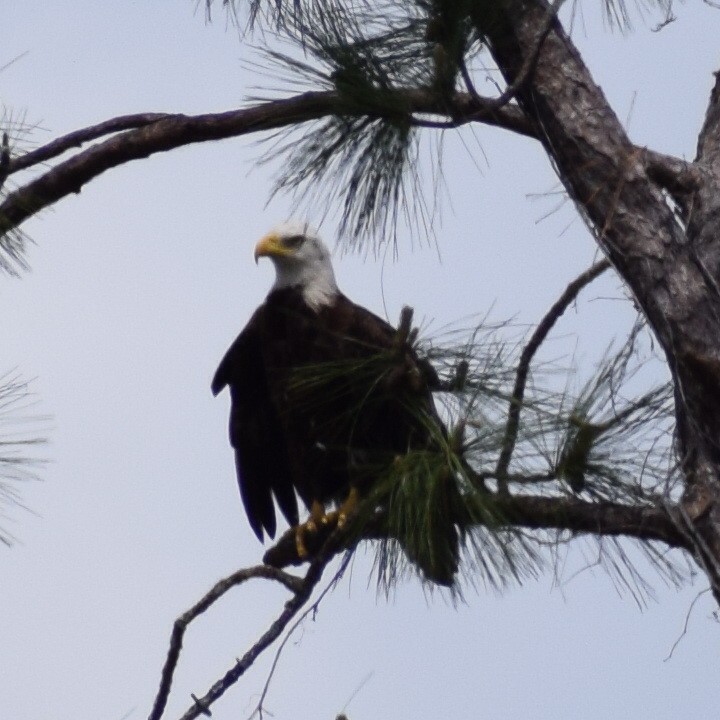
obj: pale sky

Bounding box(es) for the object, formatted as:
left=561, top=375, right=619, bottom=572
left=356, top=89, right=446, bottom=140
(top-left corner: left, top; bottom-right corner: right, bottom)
left=3, top=3, right=720, bottom=719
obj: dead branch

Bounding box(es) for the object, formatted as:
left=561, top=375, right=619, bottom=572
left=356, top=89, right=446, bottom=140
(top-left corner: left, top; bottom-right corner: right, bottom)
left=162, top=532, right=345, bottom=720
left=148, top=565, right=304, bottom=720
left=251, top=554, right=353, bottom=720
left=495, top=259, right=611, bottom=490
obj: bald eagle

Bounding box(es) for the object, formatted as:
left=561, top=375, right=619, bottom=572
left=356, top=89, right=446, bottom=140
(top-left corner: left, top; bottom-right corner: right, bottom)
left=212, top=223, right=458, bottom=584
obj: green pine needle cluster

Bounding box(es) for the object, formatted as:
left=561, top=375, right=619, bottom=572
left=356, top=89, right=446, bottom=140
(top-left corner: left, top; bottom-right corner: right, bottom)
left=285, top=311, right=681, bottom=596
left=215, top=0, right=688, bottom=251
left=254, top=2, right=439, bottom=246
left=552, top=322, right=676, bottom=503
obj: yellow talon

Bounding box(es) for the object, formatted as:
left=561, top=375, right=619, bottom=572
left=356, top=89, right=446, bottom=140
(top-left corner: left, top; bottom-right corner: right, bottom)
left=294, top=492, right=359, bottom=557
left=294, top=500, right=327, bottom=558
left=295, top=525, right=309, bottom=558
left=337, top=486, right=360, bottom=528
left=311, top=499, right=326, bottom=525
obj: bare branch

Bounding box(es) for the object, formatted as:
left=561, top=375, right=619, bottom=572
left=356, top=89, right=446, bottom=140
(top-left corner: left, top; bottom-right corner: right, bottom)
left=171, top=534, right=344, bottom=720
left=252, top=555, right=352, bottom=720
left=148, top=565, right=303, bottom=720
left=494, top=494, right=688, bottom=549
left=8, top=113, right=169, bottom=174
left=495, top=259, right=611, bottom=489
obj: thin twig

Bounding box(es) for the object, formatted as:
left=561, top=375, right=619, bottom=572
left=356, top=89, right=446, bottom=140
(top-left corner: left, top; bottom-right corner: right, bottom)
left=495, top=259, right=611, bottom=490
left=147, top=565, right=303, bottom=720
left=664, top=588, right=711, bottom=661
left=251, top=553, right=352, bottom=720
left=173, top=534, right=344, bottom=720
left=0, top=51, right=30, bottom=74
left=468, top=0, right=566, bottom=115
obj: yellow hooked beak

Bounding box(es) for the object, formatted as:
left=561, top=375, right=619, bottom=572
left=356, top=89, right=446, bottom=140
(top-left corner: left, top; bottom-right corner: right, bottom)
left=254, top=233, right=291, bottom=264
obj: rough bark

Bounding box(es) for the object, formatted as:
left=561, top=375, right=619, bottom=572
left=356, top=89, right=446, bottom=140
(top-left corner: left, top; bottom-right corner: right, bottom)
left=478, top=0, right=720, bottom=599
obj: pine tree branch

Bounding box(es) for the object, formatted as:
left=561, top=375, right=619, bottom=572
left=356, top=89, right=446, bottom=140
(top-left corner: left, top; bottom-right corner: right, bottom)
left=476, top=3, right=720, bottom=593
left=494, top=494, right=688, bottom=549
left=263, top=492, right=690, bottom=570
left=149, top=490, right=690, bottom=719
left=8, top=113, right=169, bottom=174
left=250, top=555, right=352, bottom=720
left=148, top=565, right=303, bottom=720
left=495, top=259, right=611, bottom=490
left=0, top=90, right=693, bottom=249
left=175, top=541, right=341, bottom=720
left=149, top=532, right=345, bottom=720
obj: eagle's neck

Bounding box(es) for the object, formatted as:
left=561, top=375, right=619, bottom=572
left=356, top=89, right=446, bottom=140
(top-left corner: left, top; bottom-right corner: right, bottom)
left=272, top=262, right=339, bottom=311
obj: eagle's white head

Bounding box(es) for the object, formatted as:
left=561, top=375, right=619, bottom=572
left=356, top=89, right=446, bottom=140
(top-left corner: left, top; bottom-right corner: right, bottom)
left=254, top=222, right=339, bottom=310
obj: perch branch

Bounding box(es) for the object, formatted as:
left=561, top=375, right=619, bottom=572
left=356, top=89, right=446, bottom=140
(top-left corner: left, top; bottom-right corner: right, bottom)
left=150, top=489, right=689, bottom=719
left=263, top=491, right=691, bottom=570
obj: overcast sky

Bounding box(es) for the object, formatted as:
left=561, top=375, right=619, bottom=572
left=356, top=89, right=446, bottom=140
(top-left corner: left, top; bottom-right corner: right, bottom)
left=3, top=3, right=720, bottom=719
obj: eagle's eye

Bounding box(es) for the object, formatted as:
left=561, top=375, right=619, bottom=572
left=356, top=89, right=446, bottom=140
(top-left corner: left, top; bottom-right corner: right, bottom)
left=284, top=234, right=306, bottom=249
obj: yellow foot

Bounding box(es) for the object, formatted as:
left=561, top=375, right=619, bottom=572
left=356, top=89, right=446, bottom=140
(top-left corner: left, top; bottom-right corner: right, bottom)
left=295, top=524, right=310, bottom=558
left=337, top=486, right=360, bottom=529
left=294, top=500, right=327, bottom=558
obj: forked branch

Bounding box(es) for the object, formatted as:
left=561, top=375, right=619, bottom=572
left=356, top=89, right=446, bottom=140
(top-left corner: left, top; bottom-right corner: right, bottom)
left=495, top=259, right=611, bottom=489
left=149, top=534, right=345, bottom=720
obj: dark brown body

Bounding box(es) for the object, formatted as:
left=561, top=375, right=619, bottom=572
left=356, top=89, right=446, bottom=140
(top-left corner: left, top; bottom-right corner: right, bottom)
left=212, top=287, right=436, bottom=541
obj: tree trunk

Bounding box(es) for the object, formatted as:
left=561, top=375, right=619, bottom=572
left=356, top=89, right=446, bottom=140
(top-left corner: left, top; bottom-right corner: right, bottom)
left=478, top=0, right=720, bottom=601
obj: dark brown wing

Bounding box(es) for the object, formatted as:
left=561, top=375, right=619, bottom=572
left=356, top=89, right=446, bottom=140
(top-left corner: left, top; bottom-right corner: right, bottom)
left=212, top=307, right=299, bottom=541
left=301, top=294, right=443, bottom=492
left=322, top=294, right=440, bottom=386
left=321, top=293, right=442, bottom=425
